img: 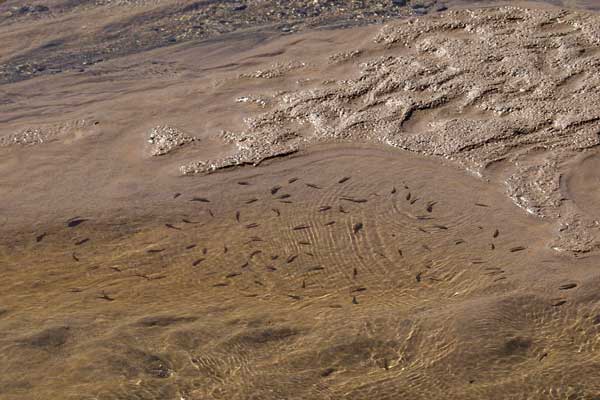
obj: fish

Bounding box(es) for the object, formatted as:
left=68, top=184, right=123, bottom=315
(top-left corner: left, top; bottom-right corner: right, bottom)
left=173, top=193, right=181, bottom=199
left=306, top=183, right=321, bottom=189
left=75, top=238, right=90, bottom=246
left=353, top=268, right=358, bottom=278
left=277, top=194, right=290, bottom=200
left=245, top=223, right=259, bottom=229
left=250, top=250, right=262, bottom=258
left=241, top=262, right=249, bottom=269
left=493, top=229, right=499, bottom=238
left=410, top=198, right=418, bottom=205
left=192, top=258, right=205, bottom=266
left=422, top=244, right=431, bottom=251
left=280, top=200, right=293, bottom=204
left=254, top=280, right=264, bottom=286
left=324, top=221, right=336, bottom=226
left=398, top=249, right=403, bottom=257
left=271, top=185, right=282, bottom=195
left=72, top=252, right=79, bottom=262
left=339, top=206, right=348, bottom=213
left=418, top=227, right=428, bottom=234
left=287, top=254, right=298, bottom=263
left=352, top=296, right=358, bottom=305
left=406, top=193, right=411, bottom=201
left=98, top=291, right=114, bottom=301
left=236, top=211, right=241, bottom=222
left=340, top=197, right=368, bottom=203
left=185, top=244, right=196, bottom=250
left=338, top=176, right=351, bottom=184
left=455, top=239, right=465, bottom=245
left=559, top=283, right=577, bottom=290
left=190, top=197, right=210, bottom=202
left=181, top=219, right=195, bottom=224
left=288, top=177, right=298, bottom=183
left=304, top=252, right=314, bottom=257
left=293, top=224, right=310, bottom=231
left=319, top=206, right=331, bottom=212
left=223, top=246, right=228, bottom=254
left=510, top=246, right=526, bottom=252
left=490, top=243, right=495, bottom=250
left=208, top=209, right=214, bottom=217
left=266, top=266, right=277, bottom=271
left=298, top=241, right=311, bottom=245
left=238, top=181, right=250, bottom=185
left=36, top=233, right=47, bottom=243
left=301, top=280, right=306, bottom=288
left=475, top=203, right=489, bottom=207
left=67, top=218, right=87, bottom=228
left=165, top=224, right=182, bottom=231
left=147, top=249, right=165, bottom=253
left=416, top=272, right=422, bottom=282
left=353, top=223, right=363, bottom=234
left=213, top=283, right=229, bottom=287
left=552, top=300, right=567, bottom=307
left=271, top=255, right=279, bottom=260
left=351, top=287, right=367, bottom=293
left=202, top=248, right=208, bottom=255
left=226, top=272, right=241, bottom=278
left=288, top=294, right=302, bottom=300
left=245, top=198, right=259, bottom=204
left=272, top=208, right=281, bottom=217
left=426, top=202, right=437, bottom=213
left=307, top=266, right=324, bottom=272
left=433, top=224, right=448, bottom=230
left=391, top=187, right=397, bottom=194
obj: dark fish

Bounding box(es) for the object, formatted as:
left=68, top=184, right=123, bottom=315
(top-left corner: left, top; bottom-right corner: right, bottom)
left=490, top=243, right=495, bottom=250
left=416, top=272, right=422, bottom=282
left=36, top=233, right=47, bottom=243
left=339, top=206, right=348, bottom=213
left=213, top=283, right=229, bottom=287
left=352, top=296, right=358, bottom=305
left=245, top=223, right=259, bottom=229
left=202, top=248, right=208, bottom=255
left=391, top=187, right=397, bottom=194
left=552, top=300, right=567, bottom=307
left=539, top=352, right=548, bottom=362
left=510, top=246, right=526, bottom=252
left=254, top=280, right=264, bottom=286
left=353, top=223, right=363, bottom=234
left=173, top=193, right=181, bottom=199
left=266, top=266, right=277, bottom=271
left=245, top=198, right=258, bottom=204
left=410, top=198, right=418, bottom=205
left=475, top=203, right=489, bottom=207
left=241, top=262, right=249, bottom=269
left=110, top=266, right=122, bottom=272
left=288, top=294, right=301, bottom=300
left=319, top=206, right=331, bottom=212
left=287, top=254, right=298, bottom=263
left=67, top=218, right=87, bottom=228
left=192, top=258, right=205, bottom=266
left=559, top=283, right=577, bottom=290
left=338, top=176, right=351, bottom=184
left=433, top=224, right=448, bottom=230
left=250, top=250, right=262, bottom=258
left=306, top=183, right=321, bottom=189
left=280, top=200, right=293, bottom=204
left=398, top=249, right=403, bottom=257
left=226, top=272, right=240, bottom=278
left=98, top=291, right=114, bottom=301
left=422, top=244, right=431, bottom=251
left=181, top=219, right=195, bottom=224
left=307, top=266, right=324, bottom=272
left=276, top=194, right=290, bottom=200
left=455, top=239, right=465, bottom=245
left=75, top=238, right=90, bottom=246
left=293, top=224, right=310, bottom=231
left=351, top=287, right=367, bottom=293
left=147, top=249, right=165, bottom=253
left=406, top=193, right=411, bottom=201
left=298, top=241, right=311, bottom=245
left=208, top=209, right=214, bottom=217
left=288, top=177, right=298, bottom=183
left=493, top=229, right=499, bottom=238
left=416, top=215, right=434, bottom=220
left=271, top=255, right=279, bottom=260
left=324, top=221, right=336, bottom=226
left=72, top=252, right=79, bottom=262
left=190, top=197, right=210, bottom=202
left=271, top=185, right=282, bottom=195
left=165, top=224, right=182, bottom=231
left=272, top=208, right=281, bottom=217
left=353, top=268, right=358, bottom=278
left=305, top=252, right=314, bottom=257
left=223, top=246, right=228, bottom=254
left=418, top=227, right=428, bottom=233
left=249, top=236, right=263, bottom=242
left=238, top=181, right=250, bottom=185
left=236, top=211, right=241, bottom=222
left=302, top=280, right=306, bottom=288
left=340, top=197, right=368, bottom=203
left=426, top=202, right=437, bottom=213
left=185, top=244, right=196, bottom=250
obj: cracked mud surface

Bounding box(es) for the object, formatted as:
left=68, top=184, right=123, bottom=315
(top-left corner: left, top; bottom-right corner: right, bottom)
left=3, top=1, right=600, bottom=399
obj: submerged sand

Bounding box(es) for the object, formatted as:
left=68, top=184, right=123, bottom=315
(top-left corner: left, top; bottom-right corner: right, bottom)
left=2, top=1, right=600, bottom=399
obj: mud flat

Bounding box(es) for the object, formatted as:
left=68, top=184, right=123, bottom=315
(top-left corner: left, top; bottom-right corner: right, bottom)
left=2, top=1, right=600, bottom=399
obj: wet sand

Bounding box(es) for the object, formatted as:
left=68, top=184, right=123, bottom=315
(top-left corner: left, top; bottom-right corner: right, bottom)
left=2, top=1, right=600, bottom=399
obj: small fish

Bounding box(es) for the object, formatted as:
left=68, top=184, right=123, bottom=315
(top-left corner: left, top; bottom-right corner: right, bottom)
left=245, top=198, right=258, bottom=204
left=72, top=252, right=79, bottom=262
left=353, top=268, right=358, bottom=278
left=288, top=177, right=298, bottom=183
left=559, top=283, right=577, bottom=290
left=173, top=193, right=181, bottom=199
left=340, top=197, right=368, bottom=203
left=353, top=223, right=363, bottom=234
left=422, top=244, right=431, bottom=252
left=391, top=187, right=397, bottom=194
left=351, top=287, right=367, bottom=293
left=288, top=294, right=302, bottom=300
left=426, top=202, right=437, bottom=213
left=539, top=352, right=548, bottom=362
left=271, top=185, right=282, bottom=195
left=181, top=219, right=195, bottom=224
left=266, top=266, right=277, bottom=271
left=238, top=181, right=250, bottom=185
left=192, top=258, right=205, bottom=266
left=298, top=241, right=311, bottom=245
left=110, top=266, right=122, bottom=272
left=202, top=248, right=208, bottom=255
left=416, top=215, right=434, bottom=220
left=98, top=291, right=114, bottom=301
left=272, top=208, right=281, bottom=217
left=293, top=224, right=310, bottom=231
left=418, top=227, right=428, bottom=234
left=223, top=245, right=228, bottom=254
left=410, top=198, right=418, bottom=205
left=75, top=238, right=90, bottom=246
left=245, top=223, right=259, bottom=229
left=493, top=229, right=499, bottom=238
left=307, top=266, right=324, bottom=272
left=433, top=224, right=448, bottom=230
left=226, top=272, right=240, bottom=278
left=190, top=197, right=210, bottom=202
left=510, top=246, right=526, bottom=252
left=319, top=206, right=331, bottom=212
left=552, top=300, right=567, bottom=307
left=208, top=209, right=214, bottom=217
left=339, top=206, right=348, bottom=213
left=278, top=194, right=291, bottom=199
left=490, top=243, right=495, bottom=250
left=398, top=249, right=403, bottom=257
left=271, top=255, right=279, bottom=260
left=475, top=203, right=489, bottom=207
left=147, top=249, right=165, bottom=253
left=287, top=254, right=298, bottom=263
left=236, top=211, right=241, bottom=222
left=185, top=244, right=196, bottom=250
left=338, top=176, right=351, bottom=184
left=165, top=223, right=181, bottom=231
left=406, top=193, right=411, bottom=201
left=324, top=221, right=336, bottom=226
left=36, top=233, right=47, bottom=242
left=416, top=272, right=422, bottom=282
left=254, top=280, right=264, bottom=286
left=306, top=183, right=321, bottom=189
left=248, top=236, right=263, bottom=242
left=67, top=218, right=87, bottom=228
left=304, top=252, right=314, bottom=257
left=455, top=239, right=465, bottom=245
left=241, top=262, right=249, bottom=269
left=213, top=283, right=229, bottom=287
left=301, top=280, right=306, bottom=288
left=352, top=296, right=358, bottom=305
left=280, top=200, right=293, bottom=204
left=250, top=250, right=262, bottom=258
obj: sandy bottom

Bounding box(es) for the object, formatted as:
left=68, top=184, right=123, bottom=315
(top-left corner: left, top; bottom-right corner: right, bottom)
left=2, top=1, right=600, bottom=399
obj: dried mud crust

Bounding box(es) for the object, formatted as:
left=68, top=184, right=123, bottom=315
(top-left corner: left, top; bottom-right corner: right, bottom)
left=181, top=6, right=600, bottom=252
